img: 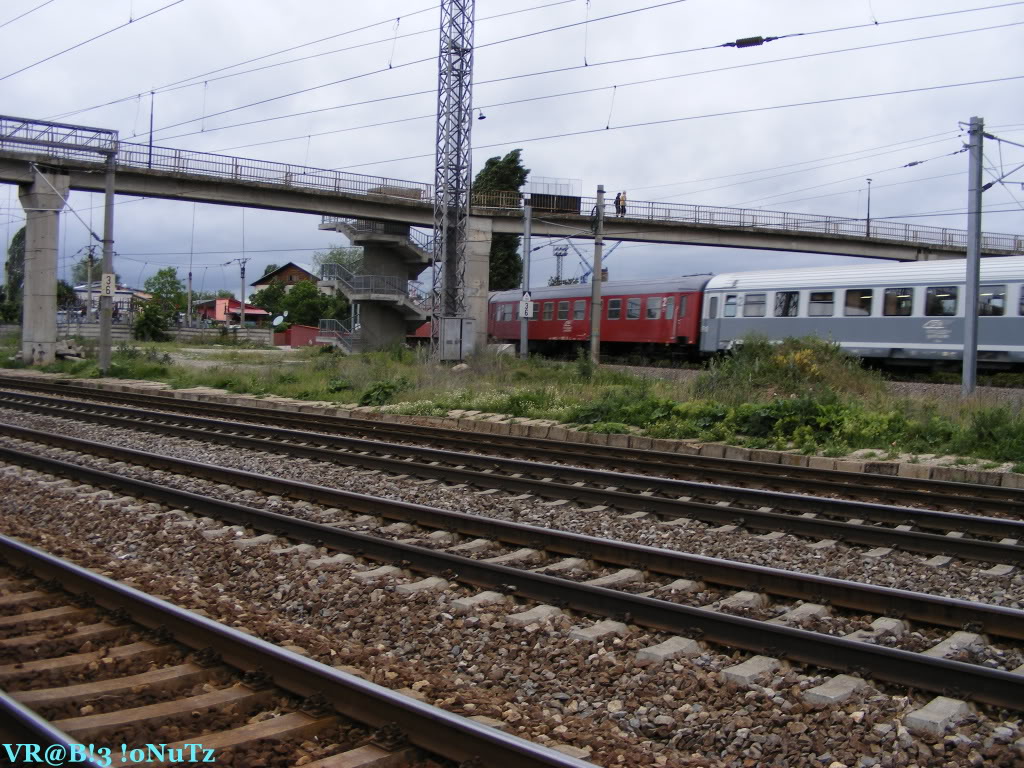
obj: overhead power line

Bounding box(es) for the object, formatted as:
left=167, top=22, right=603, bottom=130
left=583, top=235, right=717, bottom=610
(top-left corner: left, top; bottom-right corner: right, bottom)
left=0, top=0, right=57, bottom=31
left=0, top=0, right=186, bottom=82
left=160, top=13, right=1024, bottom=148
left=46, top=0, right=574, bottom=122
left=333, top=74, right=1024, bottom=170
left=138, top=0, right=694, bottom=139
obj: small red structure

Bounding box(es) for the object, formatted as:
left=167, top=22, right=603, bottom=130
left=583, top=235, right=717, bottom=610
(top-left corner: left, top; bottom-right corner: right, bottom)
left=273, top=324, right=325, bottom=347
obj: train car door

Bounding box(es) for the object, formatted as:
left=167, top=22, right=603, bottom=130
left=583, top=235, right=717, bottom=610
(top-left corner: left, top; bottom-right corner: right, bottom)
left=701, top=294, right=720, bottom=351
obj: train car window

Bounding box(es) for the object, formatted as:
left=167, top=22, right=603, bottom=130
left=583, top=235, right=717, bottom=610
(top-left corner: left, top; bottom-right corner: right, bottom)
left=723, top=295, right=737, bottom=317
left=743, top=293, right=766, bottom=317
left=512, top=302, right=519, bottom=321
left=543, top=302, right=554, bottom=321
left=808, top=291, right=834, bottom=317
left=574, top=300, right=586, bottom=320
left=627, top=298, right=641, bottom=319
left=844, top=289, right=873, bottom=317
left=646, top=297, right=661, bottom=320
left=774, top=291, right=799, bottom=317
left=557, top=301, right=569, bottom=320
left=665, top=297, right=675, bottom=319
left=607, top=299, right=621, bottom=320
left=979, top=285, right=1006, bottom=316
left=883, top=288, right=914, bottom=316
left=925, top=286, right=958, bottom=317
left=708, top=296, right=718, bottom=318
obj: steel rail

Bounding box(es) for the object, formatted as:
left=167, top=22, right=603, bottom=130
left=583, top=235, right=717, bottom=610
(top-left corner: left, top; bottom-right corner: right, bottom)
left=1, top=403, right=1022, bottom=566
left=0, top=534, right=591, bottom=768
left=0, top=690, right=107, bottom=768
left=1, top=377, right=1021, bottom=512
left=3, top=425, right=1022, bottom=629
left=0, top=443, right=1021, bottom=710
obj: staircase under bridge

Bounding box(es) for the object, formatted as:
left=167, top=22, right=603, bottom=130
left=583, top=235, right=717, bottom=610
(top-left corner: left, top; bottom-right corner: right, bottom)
left=318, top=217, right=431, bottom=351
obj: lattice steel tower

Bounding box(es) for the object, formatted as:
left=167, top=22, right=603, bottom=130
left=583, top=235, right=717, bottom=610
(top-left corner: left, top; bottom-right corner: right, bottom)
left=432, top=0, right=476, bottom=344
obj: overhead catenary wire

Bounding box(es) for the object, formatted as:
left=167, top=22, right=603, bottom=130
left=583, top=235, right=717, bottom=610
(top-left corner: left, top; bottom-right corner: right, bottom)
left=0, top=0, right=186, bottom=82
left=186, top=17, right=1024, bottom=152
left=0, top=0, right=57, bottom=31
left=136, top=0, right=695, bottom=139
left=47, top=0, right=573, bottom=122
left=333, top=73, right=1024, bottom=170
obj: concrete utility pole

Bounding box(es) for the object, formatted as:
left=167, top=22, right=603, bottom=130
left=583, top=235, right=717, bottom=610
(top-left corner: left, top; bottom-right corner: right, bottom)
left=519, top=194, right=531, bottom=359
left=238, top=258, right=248, bottom=331
left=962, top=116, right=984, bottom=397
left=589, top=185, right=606, bottom=366
left=98, top=150, right=116, bottom=374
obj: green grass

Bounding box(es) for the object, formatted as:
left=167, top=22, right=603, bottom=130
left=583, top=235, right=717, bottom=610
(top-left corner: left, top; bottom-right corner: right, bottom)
left=5, top=332, right=1024, bottom=471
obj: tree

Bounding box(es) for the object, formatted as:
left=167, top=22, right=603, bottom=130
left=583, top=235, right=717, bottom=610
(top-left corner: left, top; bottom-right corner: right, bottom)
left=192, top=289, right=235, bottom=302
left=472, top=149, right=530, bottom=291
left=312, top=245, right=362, bottom=276
left=272, top=280, right=349, bottom=327
left=249, top=280, right=286, bottom=317
left=262, top=263, right=280, bottom=276
left=133, top=299, right=171, bottom=341
left=143, top=267, right=186, bottom=310
left=57, top=280, right=77, bottom=308
left=69, top=251, right=120, bottom=286
left=5, top=227, right=25, bottom=301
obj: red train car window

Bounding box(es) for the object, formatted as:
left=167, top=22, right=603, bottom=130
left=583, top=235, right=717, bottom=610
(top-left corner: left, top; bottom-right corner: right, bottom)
left=665, top=297, right=675, bottom=319
left=573, top=300, right=586, bottom=320
left=557, top=301, right=569, bottom=320
left=626, top=298, right=641, bottom=319
left=607, top=299, right=621, bottom=320
left=646, top=297, right=661, bottom=319
left=543, top=302, right=554, bottom=320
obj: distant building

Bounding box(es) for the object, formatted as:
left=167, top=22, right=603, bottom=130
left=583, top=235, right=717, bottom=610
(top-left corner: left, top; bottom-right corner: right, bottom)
left=250, top=262, right=317, bottom=292
left=72, top=283, right=150, bottom=315
left=194, top=297, right=271, bottom=326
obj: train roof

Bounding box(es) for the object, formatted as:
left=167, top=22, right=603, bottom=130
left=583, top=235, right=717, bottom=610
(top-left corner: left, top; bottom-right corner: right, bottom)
left=490, top=275, right=713, bottom=302
left=705, top=255, right=1024, bottom=292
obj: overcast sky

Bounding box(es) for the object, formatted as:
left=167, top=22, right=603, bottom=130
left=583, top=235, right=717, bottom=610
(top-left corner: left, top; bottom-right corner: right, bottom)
left=1, top=0, right=1022, bottom=294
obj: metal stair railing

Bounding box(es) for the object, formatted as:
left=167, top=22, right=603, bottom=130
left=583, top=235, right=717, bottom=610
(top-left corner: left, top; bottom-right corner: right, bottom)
left=321, top=217, right=434, bottom=257
left=320, top=263, right=410, bottom=298
left=317, top=318, right=360, bottom=352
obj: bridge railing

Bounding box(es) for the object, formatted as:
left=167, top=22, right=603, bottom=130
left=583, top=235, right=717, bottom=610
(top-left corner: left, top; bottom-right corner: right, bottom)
left=317, top=317, right=360, bottom=352
left=3, top=114, right=1021, bottom=254
left=322, top=216, right=435, bottom=255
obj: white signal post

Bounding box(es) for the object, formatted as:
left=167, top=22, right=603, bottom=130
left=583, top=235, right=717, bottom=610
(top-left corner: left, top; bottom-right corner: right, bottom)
left=519, top=194, right=532, bottom=359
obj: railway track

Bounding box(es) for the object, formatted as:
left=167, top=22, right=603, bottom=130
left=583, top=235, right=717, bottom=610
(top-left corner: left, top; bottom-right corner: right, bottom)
left=0, top=533, right=589, bottom=768
left=1, top=375, right=1021, bottom=515
left=0, top=435, right=1021, bottom=712
left=0, top=391, right=1022, bottom=566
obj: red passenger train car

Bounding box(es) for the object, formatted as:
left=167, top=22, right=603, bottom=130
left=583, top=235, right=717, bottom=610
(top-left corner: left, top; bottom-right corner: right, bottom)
left=489, top=276, right=710, bottom=357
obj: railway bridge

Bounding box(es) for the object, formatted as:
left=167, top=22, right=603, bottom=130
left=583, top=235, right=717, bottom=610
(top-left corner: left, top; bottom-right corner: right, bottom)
left=2, top=115, right=1022, bottom=358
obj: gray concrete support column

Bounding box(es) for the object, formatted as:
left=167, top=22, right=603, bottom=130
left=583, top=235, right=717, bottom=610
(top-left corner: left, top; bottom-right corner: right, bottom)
left=361, top=242, right=408, bottom=280
left=358, top=303, right=407, bottom=349
left=465, top=215, right=493, bottom=353
left=19, top=169, right=69, bottom=365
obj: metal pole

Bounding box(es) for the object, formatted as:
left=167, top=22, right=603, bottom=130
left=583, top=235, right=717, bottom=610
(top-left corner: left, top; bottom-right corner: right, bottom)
left=85, top=248, right=94, bottom=322
left=187, top=270, right=193, bottom=328
left=962, top=116, right=984, bottom=397
left=589, top=184, right=605, bottom=366
left=147, top=91, right=155, bottom=168
left=239, top=260, right=246, bottom=334
left=98, top=151, right=116, bottom=374
left=865, top=178, right=872, bottom=237
left=519, top=195, right=531, bottom=359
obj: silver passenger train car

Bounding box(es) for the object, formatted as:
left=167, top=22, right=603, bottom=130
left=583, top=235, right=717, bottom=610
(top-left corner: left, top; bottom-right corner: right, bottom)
left=700, top=256, right=1024, bottom=365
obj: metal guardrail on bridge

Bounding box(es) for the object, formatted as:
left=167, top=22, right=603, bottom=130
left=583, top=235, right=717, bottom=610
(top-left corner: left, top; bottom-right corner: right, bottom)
left=3, top=114, right=1022, bottom=255
left=321, top=216, right=435, bottom=255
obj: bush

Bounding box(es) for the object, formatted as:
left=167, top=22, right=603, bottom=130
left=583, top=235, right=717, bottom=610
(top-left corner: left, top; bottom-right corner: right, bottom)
left=567, top=385, right=675, bottom=427
left=327, top=378, right=353, bottom=393
left=359, top=377, right=410, bottom=406
left=132, top=301, right=172, bottom=342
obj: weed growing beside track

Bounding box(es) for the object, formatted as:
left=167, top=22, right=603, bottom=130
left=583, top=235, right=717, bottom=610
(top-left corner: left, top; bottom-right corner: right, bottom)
left=3, top=333, right=1024, bottom=469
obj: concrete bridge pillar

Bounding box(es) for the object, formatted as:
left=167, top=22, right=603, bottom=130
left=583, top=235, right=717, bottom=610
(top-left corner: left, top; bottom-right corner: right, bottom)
left=465, top=215, right=493, bottom=354
left=19, top=169, right=69, bottom=365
